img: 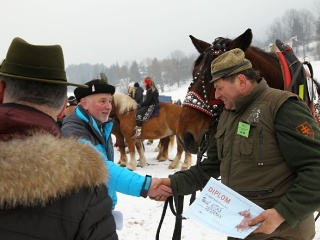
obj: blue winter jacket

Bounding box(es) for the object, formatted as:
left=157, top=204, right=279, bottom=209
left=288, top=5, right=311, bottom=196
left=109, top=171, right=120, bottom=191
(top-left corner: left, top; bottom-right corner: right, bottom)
left=61, top=105, right=151, bottom=209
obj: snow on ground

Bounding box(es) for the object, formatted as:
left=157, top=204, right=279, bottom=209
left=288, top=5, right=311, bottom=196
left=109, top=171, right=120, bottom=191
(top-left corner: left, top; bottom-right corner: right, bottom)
left=115, top=61, right=320, bottom=240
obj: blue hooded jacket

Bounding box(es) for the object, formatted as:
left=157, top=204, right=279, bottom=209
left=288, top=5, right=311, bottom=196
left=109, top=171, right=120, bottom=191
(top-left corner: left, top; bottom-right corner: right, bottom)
left=61, top=105, right=150, bottom=209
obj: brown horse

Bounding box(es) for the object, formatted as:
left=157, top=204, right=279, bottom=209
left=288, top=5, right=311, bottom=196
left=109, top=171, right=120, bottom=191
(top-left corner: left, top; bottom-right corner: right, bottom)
left=112, top=118, right=175, bottom=168
left=177, top=28, right=320, bottom=154
left=112, top=92, right=192, bottom=170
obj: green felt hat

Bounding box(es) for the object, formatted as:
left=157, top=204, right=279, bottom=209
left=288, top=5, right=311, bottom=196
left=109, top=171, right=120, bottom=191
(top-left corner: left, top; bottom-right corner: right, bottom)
left=0, top=37, right=87, bottom=88
left=210, top=48, right=252, bottom=82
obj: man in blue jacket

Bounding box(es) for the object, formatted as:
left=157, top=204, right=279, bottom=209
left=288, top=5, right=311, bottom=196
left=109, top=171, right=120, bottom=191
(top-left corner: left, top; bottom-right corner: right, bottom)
left=61, top=79, right=172, bottom=212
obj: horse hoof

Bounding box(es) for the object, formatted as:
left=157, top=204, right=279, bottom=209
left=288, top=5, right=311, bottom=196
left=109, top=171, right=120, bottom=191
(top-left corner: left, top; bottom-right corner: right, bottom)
left=127, top=165, right=136, bottom=171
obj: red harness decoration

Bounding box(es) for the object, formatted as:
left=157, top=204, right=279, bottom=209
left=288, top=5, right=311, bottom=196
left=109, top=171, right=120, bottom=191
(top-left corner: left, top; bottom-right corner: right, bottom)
left=275, top=50, right=292, bottom=90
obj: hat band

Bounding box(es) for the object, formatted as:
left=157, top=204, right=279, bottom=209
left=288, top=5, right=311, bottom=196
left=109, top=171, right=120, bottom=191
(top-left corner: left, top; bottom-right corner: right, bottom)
left=0, top=61, right=67, bottom=81
left=211, top=60, right=251, bottom=82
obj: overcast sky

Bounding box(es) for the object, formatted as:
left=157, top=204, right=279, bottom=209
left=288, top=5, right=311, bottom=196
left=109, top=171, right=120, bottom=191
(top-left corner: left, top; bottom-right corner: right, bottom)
left=1, top=0, right=317, bottom=66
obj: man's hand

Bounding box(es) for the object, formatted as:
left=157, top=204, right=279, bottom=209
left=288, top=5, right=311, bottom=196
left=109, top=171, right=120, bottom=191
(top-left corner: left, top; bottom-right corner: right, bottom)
left=249, top=208, right=285, bottom=234
left=147, top=178, right=172, bottom=201
left=153, top=178, right=171, bottom=188
left=136, top=104, right=141, bottom=109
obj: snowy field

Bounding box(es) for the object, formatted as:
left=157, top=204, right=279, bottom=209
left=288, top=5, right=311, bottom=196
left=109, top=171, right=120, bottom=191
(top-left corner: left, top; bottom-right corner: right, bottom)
left=114, top=61, right=320, bottom=240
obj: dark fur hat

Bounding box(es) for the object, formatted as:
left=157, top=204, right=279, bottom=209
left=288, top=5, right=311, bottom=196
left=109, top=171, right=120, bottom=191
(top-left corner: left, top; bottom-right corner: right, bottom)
left=74, top=79, right=115, bottom=102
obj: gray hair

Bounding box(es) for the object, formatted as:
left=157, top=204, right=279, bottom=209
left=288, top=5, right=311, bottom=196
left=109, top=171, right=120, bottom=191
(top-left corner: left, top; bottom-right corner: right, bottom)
left=1, top=76, right=67, bottom=110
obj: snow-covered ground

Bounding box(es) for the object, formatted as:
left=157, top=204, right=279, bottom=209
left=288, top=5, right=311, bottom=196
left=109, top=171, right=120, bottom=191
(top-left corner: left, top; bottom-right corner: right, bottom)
left=114, top=61, right=320, bottom=240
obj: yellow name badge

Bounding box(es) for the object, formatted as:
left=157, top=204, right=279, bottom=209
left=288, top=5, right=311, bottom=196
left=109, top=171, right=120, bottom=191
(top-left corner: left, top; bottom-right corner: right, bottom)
left=237, top=122, right=250, bottom=138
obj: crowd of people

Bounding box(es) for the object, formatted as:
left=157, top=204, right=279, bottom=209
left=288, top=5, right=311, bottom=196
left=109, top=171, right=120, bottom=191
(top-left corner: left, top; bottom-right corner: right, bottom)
left=0, top=37, right=319, bottom=240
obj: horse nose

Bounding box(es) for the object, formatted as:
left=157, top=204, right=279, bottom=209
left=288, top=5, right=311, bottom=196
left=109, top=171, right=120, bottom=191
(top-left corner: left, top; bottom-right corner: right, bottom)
left=183, top=132, right=198, bottom=154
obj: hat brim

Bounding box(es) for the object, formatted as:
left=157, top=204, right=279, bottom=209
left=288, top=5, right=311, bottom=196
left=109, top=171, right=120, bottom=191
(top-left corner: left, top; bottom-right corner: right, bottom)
left=0, top=72, right=88, bottom=88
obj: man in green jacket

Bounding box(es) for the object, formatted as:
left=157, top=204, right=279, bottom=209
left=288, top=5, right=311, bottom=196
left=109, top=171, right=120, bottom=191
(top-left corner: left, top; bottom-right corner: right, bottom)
left=155, top=48, right=320, bottom=239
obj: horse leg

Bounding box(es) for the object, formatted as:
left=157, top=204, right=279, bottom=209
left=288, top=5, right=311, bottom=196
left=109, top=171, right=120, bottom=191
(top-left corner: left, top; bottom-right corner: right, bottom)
left=168, top=137, right=183, bottom=169
left=135, top=140, right=147, bottom=168
left=156, top=137, right=170, bottom=161
left=154, top=141, right=161, bottom=152
left=111, top=122, right=128, bottom=167
left=118, top=141, right=128, bottom=167
left=126, top=139, right=137, bottom=171
left=181, top=152, right=192, bottom=170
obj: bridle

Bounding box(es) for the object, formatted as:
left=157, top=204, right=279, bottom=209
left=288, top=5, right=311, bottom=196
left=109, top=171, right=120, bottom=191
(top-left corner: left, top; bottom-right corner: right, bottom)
left=182, top=37, right=231, bottom=152
left=182, top=37, right=230, bottom=119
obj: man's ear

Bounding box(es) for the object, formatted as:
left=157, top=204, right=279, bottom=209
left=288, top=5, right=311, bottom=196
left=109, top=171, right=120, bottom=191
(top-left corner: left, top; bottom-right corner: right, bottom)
left=0, top=81, right=5, bottom=104
left=57, top=97, right=68, bottom=119
left=80, top=97, right=88, bottom=110
left=237, top=74, right=247, bottom=89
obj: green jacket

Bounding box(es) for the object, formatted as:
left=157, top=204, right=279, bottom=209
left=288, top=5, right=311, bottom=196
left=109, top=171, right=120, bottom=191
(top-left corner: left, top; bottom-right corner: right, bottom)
left=172, top=79, right=320, bottom=227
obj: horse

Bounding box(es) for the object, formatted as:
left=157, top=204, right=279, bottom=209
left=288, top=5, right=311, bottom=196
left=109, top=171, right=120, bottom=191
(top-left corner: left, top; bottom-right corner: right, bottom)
left=112, top=118, right=176, bottom=168
left=111, top=92, right=192, bottom=171
left=177, top=28, right=320, bottom=154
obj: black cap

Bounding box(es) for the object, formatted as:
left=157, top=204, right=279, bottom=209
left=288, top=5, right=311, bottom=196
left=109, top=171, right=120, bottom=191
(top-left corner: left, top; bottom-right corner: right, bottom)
left=74, top=79, right=115, bottom=102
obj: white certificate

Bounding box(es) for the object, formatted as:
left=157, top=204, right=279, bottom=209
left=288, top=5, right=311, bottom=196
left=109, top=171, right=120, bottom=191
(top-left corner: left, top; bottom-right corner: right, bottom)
left=183, top=178, right=264, bottom=239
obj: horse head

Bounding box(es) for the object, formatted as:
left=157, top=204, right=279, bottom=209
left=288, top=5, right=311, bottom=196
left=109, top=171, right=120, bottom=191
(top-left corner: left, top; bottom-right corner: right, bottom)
left=177, top=29, right=253, bottom=154
left=177, top=28, right=284, bottom=154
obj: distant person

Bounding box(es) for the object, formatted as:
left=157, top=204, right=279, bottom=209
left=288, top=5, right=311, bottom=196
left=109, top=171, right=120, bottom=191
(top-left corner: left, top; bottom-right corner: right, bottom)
left=64, top=95, right=78, bottom=117
left=133, top=76, right=159, bottom=138
left=61, top=79, right=172, bottom=212
left=128, top=82, right=144, bottom=104
left=0, top=37, right=118, bottom=239
left=175, top=99, right=182, bottom=106
left=134, top=82, right=144, bottom=104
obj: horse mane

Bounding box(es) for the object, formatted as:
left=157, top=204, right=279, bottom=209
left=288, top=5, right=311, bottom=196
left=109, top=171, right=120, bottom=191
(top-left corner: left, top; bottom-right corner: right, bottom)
left=113, top=93, right=137, bottom=114
left=249, top=45, right=278, bottom=60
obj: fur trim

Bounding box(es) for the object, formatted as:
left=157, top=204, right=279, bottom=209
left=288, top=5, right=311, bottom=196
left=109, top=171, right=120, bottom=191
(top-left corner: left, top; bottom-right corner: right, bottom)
left=0, top=133, right=108, bottom=208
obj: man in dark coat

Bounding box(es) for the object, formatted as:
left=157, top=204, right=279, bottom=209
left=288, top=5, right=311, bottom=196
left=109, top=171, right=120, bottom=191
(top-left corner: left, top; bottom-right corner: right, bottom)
left=133, top=82, right=144, bottom=104
left=0, top=37, right=118, bottom=240
left=154, top=49, right=320, bottom=239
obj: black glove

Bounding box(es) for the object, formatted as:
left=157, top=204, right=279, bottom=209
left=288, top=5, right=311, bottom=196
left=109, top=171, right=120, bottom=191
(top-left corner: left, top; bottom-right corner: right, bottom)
left=136, top=104, right=141, bottom=109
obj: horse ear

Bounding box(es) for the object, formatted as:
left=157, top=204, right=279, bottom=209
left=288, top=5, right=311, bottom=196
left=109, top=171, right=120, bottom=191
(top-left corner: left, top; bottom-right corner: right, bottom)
left=227, top=28, right=252, bottom=52
left=189, top=35, right=211, bottom=54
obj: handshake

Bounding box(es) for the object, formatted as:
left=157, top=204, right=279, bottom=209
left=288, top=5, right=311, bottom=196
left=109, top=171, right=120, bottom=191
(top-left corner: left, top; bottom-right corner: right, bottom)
left=147, top=178, right=172, bottom=201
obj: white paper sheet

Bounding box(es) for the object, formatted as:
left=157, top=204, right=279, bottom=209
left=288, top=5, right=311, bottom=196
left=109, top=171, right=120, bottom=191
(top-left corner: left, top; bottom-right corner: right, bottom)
left=183, top=178, right=264, bottom=239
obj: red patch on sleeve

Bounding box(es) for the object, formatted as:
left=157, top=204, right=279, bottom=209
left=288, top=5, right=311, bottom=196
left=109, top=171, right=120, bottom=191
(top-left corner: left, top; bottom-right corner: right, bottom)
left=295, top=121, right=314, bottom=139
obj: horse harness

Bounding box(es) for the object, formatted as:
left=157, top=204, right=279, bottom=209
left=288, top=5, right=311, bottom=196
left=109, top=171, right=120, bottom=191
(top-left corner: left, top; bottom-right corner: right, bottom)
left=272, top=39, right=320, bottom=126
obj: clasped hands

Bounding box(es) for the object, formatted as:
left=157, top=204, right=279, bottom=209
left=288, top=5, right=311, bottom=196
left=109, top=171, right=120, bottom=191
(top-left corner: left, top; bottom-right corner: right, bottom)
left=147, top=177, right=172, bottom=201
